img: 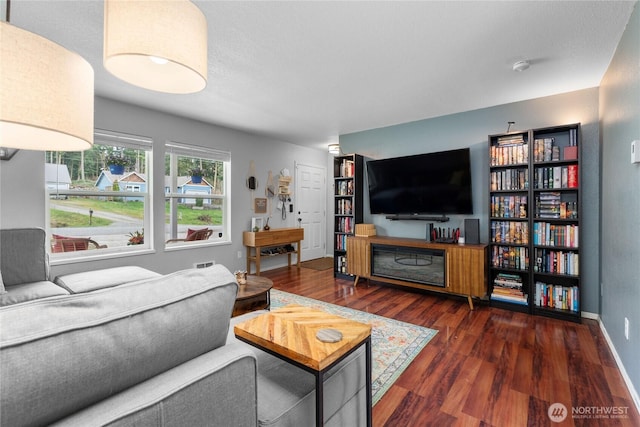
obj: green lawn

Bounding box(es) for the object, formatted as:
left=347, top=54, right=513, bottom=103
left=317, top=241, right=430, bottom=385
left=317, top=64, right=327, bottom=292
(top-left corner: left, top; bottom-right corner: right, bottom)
left=51, top=198, right=222, bottom=227
left=50, top=209, right=112, bottom=228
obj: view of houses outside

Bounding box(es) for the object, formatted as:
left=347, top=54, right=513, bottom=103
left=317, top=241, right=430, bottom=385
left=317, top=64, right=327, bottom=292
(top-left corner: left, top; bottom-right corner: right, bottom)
left=46, top=146, right=224, bottom=252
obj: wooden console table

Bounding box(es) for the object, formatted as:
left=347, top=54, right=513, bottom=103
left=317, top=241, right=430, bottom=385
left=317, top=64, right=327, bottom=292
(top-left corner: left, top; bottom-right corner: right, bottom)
left=347, top=235, right=487, bottom=309
left=243, top=228, right=304, bottom=275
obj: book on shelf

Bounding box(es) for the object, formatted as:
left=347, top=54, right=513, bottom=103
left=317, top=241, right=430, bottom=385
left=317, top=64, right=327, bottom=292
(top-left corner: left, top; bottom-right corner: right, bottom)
left=534, top=248, right=579, bottom=275
left=492, top=272, right=527, bottom=304
left=491, top=245, right=529, bottom=270
left=490, top=141, right=528, bottom=166
left=534, top=281, right=579, bottom=312
left=339, top=159, right=355, bottom=177
left=533, top=222, right=579, bottom=247
left=490, top=195, right=527, bottom=218
left=490, top=221, right=529, bottom=244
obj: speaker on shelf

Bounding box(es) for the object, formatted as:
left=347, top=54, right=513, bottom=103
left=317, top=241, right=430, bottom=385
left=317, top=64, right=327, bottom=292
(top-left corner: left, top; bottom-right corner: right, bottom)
left=426, top=223, right=434, bottom=242
left=464, top=218, right=480, bottom=244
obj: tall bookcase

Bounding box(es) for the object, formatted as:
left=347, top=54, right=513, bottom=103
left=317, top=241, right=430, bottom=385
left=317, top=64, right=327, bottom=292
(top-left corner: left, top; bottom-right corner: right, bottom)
left=333, top=154, right=364, bottom=279
left=488, top=124, right=581, bottom=322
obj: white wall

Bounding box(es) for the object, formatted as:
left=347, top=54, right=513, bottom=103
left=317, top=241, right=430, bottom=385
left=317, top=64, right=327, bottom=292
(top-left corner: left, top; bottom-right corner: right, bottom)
left=0, top=96, right=327, bottom=277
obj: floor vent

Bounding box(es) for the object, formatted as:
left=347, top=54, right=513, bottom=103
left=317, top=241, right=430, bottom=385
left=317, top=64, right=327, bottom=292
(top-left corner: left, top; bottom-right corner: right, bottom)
left=194, top=260, right=215, bottom=269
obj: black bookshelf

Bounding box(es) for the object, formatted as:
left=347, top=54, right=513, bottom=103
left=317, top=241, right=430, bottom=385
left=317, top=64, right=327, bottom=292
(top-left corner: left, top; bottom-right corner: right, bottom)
left=333, top=154, right=364, bottom=279
left=488, top=124, right=581, bottom=322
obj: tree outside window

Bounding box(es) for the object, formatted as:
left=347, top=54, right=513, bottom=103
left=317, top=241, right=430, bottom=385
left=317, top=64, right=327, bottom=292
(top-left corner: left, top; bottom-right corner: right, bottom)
left=46, top=130, right=152, bottom=257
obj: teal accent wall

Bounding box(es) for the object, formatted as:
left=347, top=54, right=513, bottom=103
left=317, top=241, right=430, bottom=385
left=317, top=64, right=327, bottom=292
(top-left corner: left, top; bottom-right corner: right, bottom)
left=340, top=88, right=600, bottom=314
left=600, top=2, right=640, bottom=407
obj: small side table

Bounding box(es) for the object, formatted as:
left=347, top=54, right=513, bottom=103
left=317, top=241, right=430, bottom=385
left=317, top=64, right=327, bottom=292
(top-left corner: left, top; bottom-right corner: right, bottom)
left=234, top=304, right=372, bottom=426
left=232, top=275, right=273, bottom=317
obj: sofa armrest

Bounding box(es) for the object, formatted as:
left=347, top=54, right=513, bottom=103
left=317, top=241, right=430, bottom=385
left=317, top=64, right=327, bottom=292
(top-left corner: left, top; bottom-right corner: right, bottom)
left=51, top=343, right=257, bottom=426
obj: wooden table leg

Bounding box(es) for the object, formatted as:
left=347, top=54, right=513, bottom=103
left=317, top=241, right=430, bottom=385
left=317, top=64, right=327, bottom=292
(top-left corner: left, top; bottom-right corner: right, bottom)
left=296, top=240, right=301, bottom=268
left=467, top=295, right=474, bottom=310
left=246, top=247, right=251, bottom=274
left=255, top=247, right=261, bottom=276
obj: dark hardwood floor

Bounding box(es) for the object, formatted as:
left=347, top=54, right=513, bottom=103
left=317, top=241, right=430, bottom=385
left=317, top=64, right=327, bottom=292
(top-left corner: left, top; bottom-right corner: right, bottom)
left=261, top=266, right=640, bottom=427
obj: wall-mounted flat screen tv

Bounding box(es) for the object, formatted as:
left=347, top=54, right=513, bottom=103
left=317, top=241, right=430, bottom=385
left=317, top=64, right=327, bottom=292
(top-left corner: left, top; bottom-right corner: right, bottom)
left=366, top=148, right=473, bottom=215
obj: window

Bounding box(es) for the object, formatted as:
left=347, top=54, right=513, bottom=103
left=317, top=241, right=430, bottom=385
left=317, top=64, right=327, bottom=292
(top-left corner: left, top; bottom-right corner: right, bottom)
left=46, top=129, right=153, bottom=258
left=164, top=142, right=230, bottom=247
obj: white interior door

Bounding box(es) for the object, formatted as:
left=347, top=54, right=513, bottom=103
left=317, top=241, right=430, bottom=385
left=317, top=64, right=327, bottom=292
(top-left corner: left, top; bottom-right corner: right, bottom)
left=295, top=162, right=326, bottom=261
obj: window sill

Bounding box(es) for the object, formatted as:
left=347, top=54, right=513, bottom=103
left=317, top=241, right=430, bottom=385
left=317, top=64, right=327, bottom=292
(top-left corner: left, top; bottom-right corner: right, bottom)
left=50, top=248, right=157, bottom=266
left=164, top=239, right=231, bottom=252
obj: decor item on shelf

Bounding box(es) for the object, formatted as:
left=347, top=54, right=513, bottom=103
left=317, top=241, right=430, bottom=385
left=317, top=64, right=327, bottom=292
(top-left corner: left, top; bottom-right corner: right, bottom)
left=127, top=230, right=144, bottom=245
left=263, top=217, right=270, bottom=231
left=190, top=167, right=204, bottom=183
left=103, top=0, right=207, bottom=94
left=106, top=152, right=129, bottom=174
left=0, top=3, right=94, bottom=152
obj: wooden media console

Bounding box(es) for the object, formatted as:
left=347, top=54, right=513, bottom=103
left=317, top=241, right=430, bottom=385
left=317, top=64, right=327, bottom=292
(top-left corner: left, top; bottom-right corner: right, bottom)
left=347, top=235, right=488, bottom=309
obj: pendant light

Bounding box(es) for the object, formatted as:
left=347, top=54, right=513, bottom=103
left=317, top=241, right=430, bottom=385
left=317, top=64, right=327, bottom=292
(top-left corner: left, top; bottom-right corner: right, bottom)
left=103, top=0, right=208, bottom=94
left=0, top=3, right=94, bottom=152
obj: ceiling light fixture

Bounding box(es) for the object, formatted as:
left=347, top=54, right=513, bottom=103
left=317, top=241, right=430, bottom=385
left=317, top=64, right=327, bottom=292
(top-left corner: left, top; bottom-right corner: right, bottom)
left=0, top=1, right=94, bottom=152
left=103, top=0, right=208, bottom=94
left=512, top=60, right=530, bottom=72
left=328, top=144, right=341, bottom=155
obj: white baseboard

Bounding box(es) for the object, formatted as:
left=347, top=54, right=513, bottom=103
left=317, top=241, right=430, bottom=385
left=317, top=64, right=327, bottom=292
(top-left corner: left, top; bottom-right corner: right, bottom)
left=582, top=310, right=599, bottom=320
left=599, top=318, right=640, bottom=414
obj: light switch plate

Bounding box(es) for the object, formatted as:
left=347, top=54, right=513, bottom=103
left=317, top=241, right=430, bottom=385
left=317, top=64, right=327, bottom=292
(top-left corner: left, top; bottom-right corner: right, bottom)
left=632, top=140, right=640, bottom=164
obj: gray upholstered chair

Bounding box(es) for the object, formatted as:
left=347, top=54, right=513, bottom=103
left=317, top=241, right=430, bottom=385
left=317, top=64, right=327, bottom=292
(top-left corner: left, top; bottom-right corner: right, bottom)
left=0, top=228, right=69, bottom=306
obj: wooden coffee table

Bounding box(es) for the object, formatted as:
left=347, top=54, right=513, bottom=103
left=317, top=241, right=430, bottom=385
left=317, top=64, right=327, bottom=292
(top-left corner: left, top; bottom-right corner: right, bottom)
left=232, top=275, right=273, bottom=317
left=234, top=304, right=372, bottom=426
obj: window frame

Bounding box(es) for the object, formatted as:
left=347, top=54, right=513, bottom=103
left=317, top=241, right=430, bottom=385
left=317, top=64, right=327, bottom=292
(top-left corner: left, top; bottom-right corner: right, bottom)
left=46, top=129, right=154, bottom=263
left=164, top=141, right=231, bottom=250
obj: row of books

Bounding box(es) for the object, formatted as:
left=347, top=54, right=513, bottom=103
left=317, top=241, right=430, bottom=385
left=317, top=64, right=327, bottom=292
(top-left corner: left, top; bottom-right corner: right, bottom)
left=491, top=221, right=529, bottom=244
left=335, top=234, right=349, bottom=251
left=491, top=273, right=528, bottom=305
left=534, top=192, right=578, bottom=219
left=533, top=138, right=559, bottom=162
left=490, top=195, right=527, bottom=219
left=534, top=248, right=579, bottom=275
left=534, top=281, right=579, bottom=312
left=335, top=179, right=354, bottom=195
left=336, top=255, right=347, bottom=274
left=335, top=216, right=353, bottom=233
left=338, top=159, right=355, bottom=178
left=533, top=222, right=579, bottom=247
left=533, top=165, right=578, bottom=189
left=490, top=142, right=529, bottom=166
left=491, top=245, right=529, bottom=270
left=335, top=199, right=353, bottom=215
left=490, top=168, right=528, bottom=191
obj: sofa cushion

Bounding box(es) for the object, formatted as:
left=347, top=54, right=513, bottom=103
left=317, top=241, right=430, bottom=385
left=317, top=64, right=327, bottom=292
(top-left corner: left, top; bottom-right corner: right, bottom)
left=0, top=280, right=69, bottom=306
left=51, top=343, right=258, bottom=427
left=54, top=266, right=162, bottom=293
left=0, top=228, right=49, bottom=286
left=0, top=265, right=238, bottom=427
left=0, top=270, right=6, bottom=294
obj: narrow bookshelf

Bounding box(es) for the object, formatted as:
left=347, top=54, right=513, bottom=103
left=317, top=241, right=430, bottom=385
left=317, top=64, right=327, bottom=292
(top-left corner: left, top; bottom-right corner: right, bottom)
left=531, top=125, right=581, bottom=322
left=488, top=124, right=581, bottom=322
left=333, top=154, right=364, bottom=278
left=488, top=130, right=531, bottom=313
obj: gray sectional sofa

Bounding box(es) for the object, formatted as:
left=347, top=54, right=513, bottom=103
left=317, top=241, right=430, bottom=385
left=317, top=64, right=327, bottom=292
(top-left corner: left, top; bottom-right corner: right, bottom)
left=0, top=228, right=368, bottom=426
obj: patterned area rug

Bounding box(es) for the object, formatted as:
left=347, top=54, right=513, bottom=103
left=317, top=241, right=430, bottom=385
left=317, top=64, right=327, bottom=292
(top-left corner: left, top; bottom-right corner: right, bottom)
left=270, top=289, right=438, bottom=404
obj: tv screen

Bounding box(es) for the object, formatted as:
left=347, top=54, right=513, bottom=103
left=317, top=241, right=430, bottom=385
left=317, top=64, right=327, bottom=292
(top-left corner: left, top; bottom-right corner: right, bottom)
left=366, top=148, right=473, bottom=215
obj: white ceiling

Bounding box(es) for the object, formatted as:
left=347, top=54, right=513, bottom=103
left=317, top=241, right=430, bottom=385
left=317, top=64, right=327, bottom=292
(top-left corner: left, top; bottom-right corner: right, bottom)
left=9, top=1, right=637, bottom=150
